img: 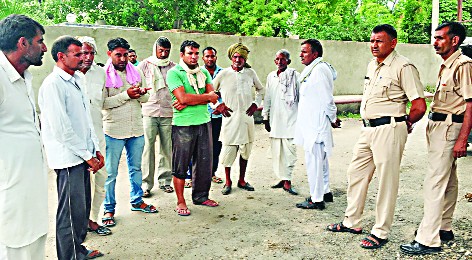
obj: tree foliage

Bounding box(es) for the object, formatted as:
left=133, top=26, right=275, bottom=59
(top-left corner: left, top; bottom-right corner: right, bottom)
left=1, top=0, right=470, bottom=43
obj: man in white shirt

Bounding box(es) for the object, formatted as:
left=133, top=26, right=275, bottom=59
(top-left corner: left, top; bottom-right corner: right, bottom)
left=76, top=36, right=112, bottom=236
left=213, top=43, right=264, bottom=195
left=294, top=39, right=340, bottom=210
left=39, top=36, right=104, bottom=260
left=262, top=49, right=300, bottom=195
left=0, top=14, right=48, bottom=260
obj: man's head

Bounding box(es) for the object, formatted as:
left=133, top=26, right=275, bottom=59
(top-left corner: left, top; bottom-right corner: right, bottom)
left=154, top=36, right=171, bottom=60
left=76, top=36, right=97, bottom=71
left=179, top=40, right=200, bottom=69
left=300, top=39, right=322, bottom=66
left=202, top=46, right=217, bottom=69
left=370, top=24, right=397, bottom=63
left=51, top=36, right=83, bottom=73
left=275, top=49, right=291, bottom=72
left=227, top=43, right=250, bottom=70
left=0, top=14, right=47, bottom=67
left=128, top=49, right=137, bottom=64
left=434, top=22, right=467, bottom=60
left=107, top=37, right=130, bottom=71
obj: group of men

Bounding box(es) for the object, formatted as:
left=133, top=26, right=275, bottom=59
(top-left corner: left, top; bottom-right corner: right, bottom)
left=0, top=12, right=470, bottom=259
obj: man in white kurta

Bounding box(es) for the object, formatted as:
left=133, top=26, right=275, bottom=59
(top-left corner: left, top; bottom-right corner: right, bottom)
left=0, top=15, right=48, bottom=259
left=76, top=36, right=112, bottom=236
left=294, top=39, right=339, bottom=210
left=213, top=43, right=264, bottom=195
left=262, top=49, right=300, bottom=195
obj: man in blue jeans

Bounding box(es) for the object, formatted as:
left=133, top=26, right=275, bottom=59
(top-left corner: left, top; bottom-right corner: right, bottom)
left=102, top=38, right=157, bottom=227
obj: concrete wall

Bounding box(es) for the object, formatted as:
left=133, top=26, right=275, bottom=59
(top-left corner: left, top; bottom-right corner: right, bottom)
left=29, top=25, right=443, bottom=100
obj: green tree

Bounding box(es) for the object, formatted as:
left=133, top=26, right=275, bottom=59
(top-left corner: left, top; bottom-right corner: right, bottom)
left=204, top=0, right=295, bottom=37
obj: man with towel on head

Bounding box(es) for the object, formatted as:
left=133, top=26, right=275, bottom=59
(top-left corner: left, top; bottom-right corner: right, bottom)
left=139, top=36, right=176, bottom=197
left=212, top=42, right=264, bottom=195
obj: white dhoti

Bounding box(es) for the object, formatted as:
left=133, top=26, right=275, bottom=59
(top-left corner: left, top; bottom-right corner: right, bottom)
left=270, top=138, right=297, bottom=180
left=305, top=142, right=330, bottom=202
left=0, top=234, right=46, bottom=260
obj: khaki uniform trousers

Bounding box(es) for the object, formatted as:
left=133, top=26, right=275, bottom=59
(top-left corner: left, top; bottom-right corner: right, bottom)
left=270, top=138, right=297, bottom=181
left=90, top=132, right=107, bottom=223
left=0, top=234, right=46, bottom=260
left=342, top=121, right=408, bottom=239
left=416, top=120, right=461, bottom=247
left=142, top=116, right=173, bottom=190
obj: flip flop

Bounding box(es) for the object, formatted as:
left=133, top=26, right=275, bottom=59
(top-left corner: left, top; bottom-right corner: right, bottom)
left=195, top=199, right=219, bottom=207
left=101, top=216, right=116, bottom=227
left=159, top=185, right=174, bottom=193
left=85, top=249, right=104, bottom=259
left=184, top=180, right=192, bottom=188
left=87, top=225, right=112, bottom=236
left=360, top=234, right=388, bottom=249
left=212, top=176, right=224, bottom=183
left=327, top=222, right=363, bottom=234
left=131, top=202, right=158, bottom=213
left=175, top=207, right=191, bottom=216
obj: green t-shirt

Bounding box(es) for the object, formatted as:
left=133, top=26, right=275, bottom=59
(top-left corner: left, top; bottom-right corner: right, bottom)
left=167, top=65, right=212, bottom=126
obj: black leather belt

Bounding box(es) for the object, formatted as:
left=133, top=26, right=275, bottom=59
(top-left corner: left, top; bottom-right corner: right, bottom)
left=428, top=112, right=464, bottom=123
left=363, top=116, right=406, bottom=127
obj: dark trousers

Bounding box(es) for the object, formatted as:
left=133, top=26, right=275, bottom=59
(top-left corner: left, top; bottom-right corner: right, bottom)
left=55, top=162, right=91, bottom=260
left=211, top=117, right=222, bottom=175
left=172, top=122, right=212, bottom=203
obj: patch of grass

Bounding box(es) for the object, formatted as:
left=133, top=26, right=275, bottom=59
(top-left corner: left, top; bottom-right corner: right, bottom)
left=338, top=111, right=361, bottom=119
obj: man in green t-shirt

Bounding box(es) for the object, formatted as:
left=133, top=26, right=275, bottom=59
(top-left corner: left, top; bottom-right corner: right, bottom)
left=167, top=40, right=220, bottom=216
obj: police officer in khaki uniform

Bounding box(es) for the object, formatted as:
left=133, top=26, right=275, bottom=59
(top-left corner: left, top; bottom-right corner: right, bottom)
left=401, top=22, right=472, bottom=255
left=327, top=24, right=426, bottom=249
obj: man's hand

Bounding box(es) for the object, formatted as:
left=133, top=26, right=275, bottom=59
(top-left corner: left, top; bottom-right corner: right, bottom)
left=406, top=120, right=413, bottom=134
left=207, top=91, right=219, bottom=104
left=246, top=103, right=258, bottom=117
left=86, top=157, right=101, bottom=173
left=263, top=120, right=271, bottom=132
left=173, top=100, right=187, bottom=111
left=138, top=87, right=152, bottom=95
left=213, top=103, right=232, bottom=117
left=331, top=118, right=342, bottom=128
left=453, top=139, right=468, bottom=158
left=127, top=86, right=141, bottom=99
left=96, top=151, right=105, bottom=169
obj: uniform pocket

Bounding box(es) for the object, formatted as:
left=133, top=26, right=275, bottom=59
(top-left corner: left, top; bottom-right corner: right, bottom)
left=438, top=85, right=453, bottom=103
left=376, top=77, right=392, bottom=98
left=445, top=123, right=461, bottom=141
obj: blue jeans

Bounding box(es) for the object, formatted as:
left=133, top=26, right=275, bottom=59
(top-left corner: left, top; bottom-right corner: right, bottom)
left=104, top=135, right=144, bottom=213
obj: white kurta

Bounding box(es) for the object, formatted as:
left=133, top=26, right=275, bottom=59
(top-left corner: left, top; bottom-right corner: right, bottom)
left=77, top=64, right=106, bottom=145
left=0, top=52, right=48, bottom=248
left=262, top=69, right=300, bottom=138
left=213, top=67, right=264, bottom=145
left=294, top=61, right=337, bottom=156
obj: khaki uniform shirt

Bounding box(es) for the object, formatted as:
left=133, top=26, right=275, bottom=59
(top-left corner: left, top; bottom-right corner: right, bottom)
left=102, top=69, right=148, bottom=139
left=360, top=50, right=424, bottom=119
left=431, top=50, right=472, bottom=114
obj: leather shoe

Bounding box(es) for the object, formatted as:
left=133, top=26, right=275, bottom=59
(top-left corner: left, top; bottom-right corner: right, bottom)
left=237, top=182, right=255, bottom=191
left=400, top=241, right=441, bottom=255
left=283, top=186, right=298, bottom=195
left=324, top=192, right=333, bottom=202
left=221, top=185, right=232, bottom=195
left=414, top=229, right=454, bottom=241
left=271, top=180, right=284, bottom=189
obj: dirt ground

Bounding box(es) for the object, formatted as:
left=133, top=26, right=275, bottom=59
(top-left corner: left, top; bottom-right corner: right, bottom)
left=44, top=118, right=472, bottom=259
